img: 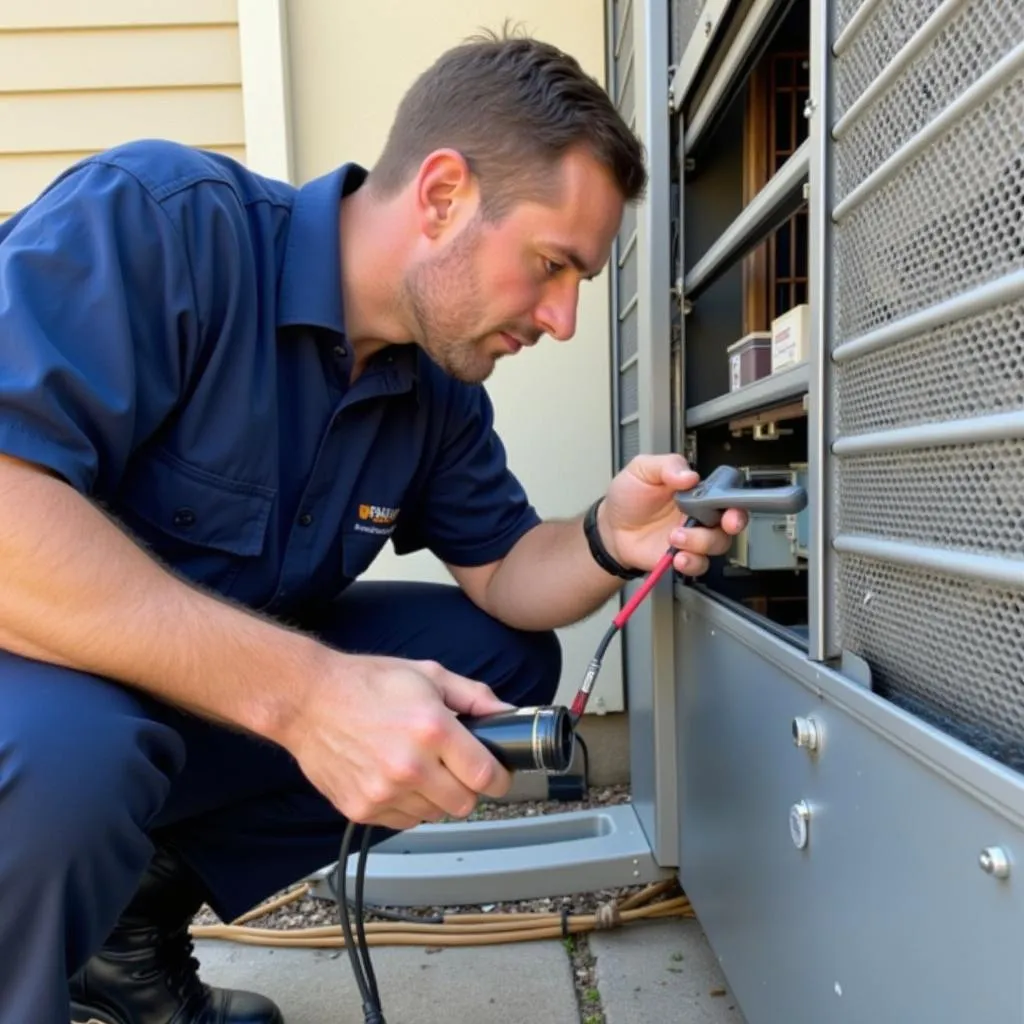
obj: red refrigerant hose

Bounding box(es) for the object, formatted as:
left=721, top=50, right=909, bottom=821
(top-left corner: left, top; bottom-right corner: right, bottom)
left=569, top=517, right=697, bottom=721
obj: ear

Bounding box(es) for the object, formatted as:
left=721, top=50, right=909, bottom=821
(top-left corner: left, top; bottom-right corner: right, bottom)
left=413, top=149, right=477, bottom=239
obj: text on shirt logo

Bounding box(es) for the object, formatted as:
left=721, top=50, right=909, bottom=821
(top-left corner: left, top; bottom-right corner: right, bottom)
left=355, top=503, right=400, bottom=536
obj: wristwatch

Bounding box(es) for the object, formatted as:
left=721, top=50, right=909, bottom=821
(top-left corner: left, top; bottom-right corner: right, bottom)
left=583, top=498, right=645, bottom=580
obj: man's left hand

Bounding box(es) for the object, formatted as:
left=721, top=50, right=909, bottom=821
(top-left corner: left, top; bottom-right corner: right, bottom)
left=598, top=454, right=748, bottom=578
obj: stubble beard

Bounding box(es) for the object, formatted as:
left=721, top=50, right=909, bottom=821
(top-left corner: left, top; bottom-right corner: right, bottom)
left=401, top=218, right=500, bottom=385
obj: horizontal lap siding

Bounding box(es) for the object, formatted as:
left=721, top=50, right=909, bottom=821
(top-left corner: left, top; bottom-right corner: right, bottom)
left=0, top=0, right=244, bottom=221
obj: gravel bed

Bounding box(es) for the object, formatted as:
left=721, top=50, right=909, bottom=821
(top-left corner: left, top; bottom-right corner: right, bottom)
left=192, top=785, right=670, bottom=1023
left=193, top=784, right=645, bottom=930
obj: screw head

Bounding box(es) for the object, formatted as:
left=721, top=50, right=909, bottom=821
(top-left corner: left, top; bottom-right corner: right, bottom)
left=980, top=847, right=1011, bottom=879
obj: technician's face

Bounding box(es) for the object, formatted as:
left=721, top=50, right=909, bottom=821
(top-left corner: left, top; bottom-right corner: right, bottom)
left=402, top=148, right=625, bottom=383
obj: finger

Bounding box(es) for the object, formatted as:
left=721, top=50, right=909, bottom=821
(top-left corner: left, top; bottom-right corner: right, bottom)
left=628, top=453, right=698, bottom=490
left=401, top=790, right=470, bottom=824
left=372, top=810, right=426, bottom=832
left=673, top=550, right=709, bottom=576
left=438, top=719, right=513, bottom=801
left=430, top=664, right=516, bottom=717
left=671, top=523, right=739, bottom=557
left=415, top=784, right=479, bottom=821
left=347, top=790, right=454, bottom=831
left=670, top=523, right=714, bottom=554
left=412, top=760, right=483, bottom=820
left=334, top=794, right=423, bottom=832
left=720, top=508, right=749, bottom=535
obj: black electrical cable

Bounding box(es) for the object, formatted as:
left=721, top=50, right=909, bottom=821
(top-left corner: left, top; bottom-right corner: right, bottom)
left=337, top=529, right=696, bottom=1017
left=338, top=821, right=386, bottom=1023
left=326, top=857, right=443, bottom=924
left=355, top=825, right=380, bottom=1009
left=593, top=621, right=617, bottom=663
left=575, top=731, right=590, bottom=789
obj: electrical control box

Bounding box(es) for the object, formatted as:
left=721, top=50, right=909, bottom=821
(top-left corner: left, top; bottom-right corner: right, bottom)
left=727, top=466, right=808, bottom=570
left=729, top=511, right=799, bottom=570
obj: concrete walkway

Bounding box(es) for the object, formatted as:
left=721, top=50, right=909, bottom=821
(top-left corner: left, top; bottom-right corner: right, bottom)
left=196, top=914, right=745, bottom=1023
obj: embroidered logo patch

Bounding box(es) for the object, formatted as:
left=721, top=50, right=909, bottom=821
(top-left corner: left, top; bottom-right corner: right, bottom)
left=355, top=504, right=400, bottom=536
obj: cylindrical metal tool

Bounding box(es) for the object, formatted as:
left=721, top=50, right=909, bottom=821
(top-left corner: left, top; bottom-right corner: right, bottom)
left=459, top=705, right=576, bottom=773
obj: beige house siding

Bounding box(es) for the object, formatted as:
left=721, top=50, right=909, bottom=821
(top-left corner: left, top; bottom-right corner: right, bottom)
left=0, top=0, right=245, bottom=222
left=285, top=0, right=624, bottom=712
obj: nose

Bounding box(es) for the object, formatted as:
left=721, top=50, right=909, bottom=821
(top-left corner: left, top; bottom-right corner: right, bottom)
left=533, top=280, right=579, bottom=342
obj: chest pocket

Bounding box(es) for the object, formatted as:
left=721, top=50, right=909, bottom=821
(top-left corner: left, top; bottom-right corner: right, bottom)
left=341, top=520, right=401, bottom=582
left=112, top=448, right=276, bottom=596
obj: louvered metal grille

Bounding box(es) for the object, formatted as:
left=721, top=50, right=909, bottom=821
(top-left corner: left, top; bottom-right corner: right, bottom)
left=830, top=0, right=1024, bottom=768
left=838, top=556, right=1024, bottom=772
left=834, top=71, right=1024, bottom=341
left=836, top=441, right=1024, bottom=555
left=835, top=0, right=947, bottom=118
left=834, top=301, right=1024, bottom=435
left=611, top=0, right=640, bottom=468
left=835, top=3, right=1024, bottom=201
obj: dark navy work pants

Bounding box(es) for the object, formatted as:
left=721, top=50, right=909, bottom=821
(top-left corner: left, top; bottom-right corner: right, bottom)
left=0, top=581, right=561, bottom=1024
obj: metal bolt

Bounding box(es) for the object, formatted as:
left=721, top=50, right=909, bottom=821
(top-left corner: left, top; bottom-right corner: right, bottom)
left=789, top=801, right=811, bottom=850
left=980, top=847, right=1011, bottom=879
left=792, top=716, right=821, bottom=752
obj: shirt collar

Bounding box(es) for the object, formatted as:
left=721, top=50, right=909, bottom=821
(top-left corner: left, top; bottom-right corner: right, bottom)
left=277, top=162, right=368, bottom=333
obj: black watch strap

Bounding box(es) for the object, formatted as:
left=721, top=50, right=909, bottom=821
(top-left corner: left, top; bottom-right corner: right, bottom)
left=583, top=498, right=645, bottom=580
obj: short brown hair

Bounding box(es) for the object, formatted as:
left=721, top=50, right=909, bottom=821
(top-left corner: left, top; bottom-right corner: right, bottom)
left=368, top=24, right=647, bottom=218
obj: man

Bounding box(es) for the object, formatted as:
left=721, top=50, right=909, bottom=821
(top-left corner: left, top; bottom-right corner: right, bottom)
left=0, top=29, right=744, bottom=1024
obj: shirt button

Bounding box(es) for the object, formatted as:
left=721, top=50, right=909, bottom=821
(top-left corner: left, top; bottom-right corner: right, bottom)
left=298, top=513, right=314, bottom=527
left=333, top=345, right=347, bottom=358
left=172, top=508, right=196, bottom=528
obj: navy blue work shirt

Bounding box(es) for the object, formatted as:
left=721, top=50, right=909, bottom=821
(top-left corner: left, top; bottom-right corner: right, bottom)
left=0, top=139, right=540, bottom=615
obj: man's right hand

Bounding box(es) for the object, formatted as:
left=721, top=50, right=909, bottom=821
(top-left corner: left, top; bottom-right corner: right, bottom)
left=0, top=455, right=513, bottom=834
left=280, top=652, right=516, bottom=831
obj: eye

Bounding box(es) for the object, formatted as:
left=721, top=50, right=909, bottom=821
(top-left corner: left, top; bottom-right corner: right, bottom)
left=542, top=258, right=565, bottom=278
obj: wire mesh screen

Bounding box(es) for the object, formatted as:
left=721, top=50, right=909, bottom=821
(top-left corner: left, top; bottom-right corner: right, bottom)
left=833, top=301, right=1024, bottom=435
left=829, top=0, right=1024, bottom=769
left=834, top=4, right=1024, bottom=202
left=838, top=556, right=1024, bottom=771
left=671, top=0, right=706, bottom=66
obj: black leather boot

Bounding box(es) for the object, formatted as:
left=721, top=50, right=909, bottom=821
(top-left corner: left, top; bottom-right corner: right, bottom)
left=69, top=846, right=284, bottom=1024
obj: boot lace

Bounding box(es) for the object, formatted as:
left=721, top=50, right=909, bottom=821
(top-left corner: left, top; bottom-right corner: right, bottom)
left=157, top=923, right=208, bottom=1010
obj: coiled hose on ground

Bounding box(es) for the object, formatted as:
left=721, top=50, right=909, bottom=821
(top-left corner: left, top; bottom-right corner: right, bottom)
left=190, top=877, right=693, bottom=950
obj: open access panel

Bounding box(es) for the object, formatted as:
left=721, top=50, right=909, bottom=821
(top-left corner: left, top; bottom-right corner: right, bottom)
left=648, top=1, right=1024, bottom=1021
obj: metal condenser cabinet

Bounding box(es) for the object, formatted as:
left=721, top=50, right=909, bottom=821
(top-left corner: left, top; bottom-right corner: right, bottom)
left=613, top=1, right=1024, bottom=1021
